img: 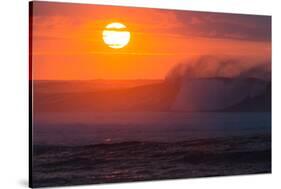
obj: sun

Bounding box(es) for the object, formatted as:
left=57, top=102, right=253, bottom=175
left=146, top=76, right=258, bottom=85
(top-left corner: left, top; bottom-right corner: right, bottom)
left=102, top=22, right=131, bottom=49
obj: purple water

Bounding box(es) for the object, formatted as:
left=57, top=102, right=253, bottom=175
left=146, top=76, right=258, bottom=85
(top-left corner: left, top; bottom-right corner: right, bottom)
left=32, top=112, right=271, bottom=187
left=33, top=112, right=271, bottom=146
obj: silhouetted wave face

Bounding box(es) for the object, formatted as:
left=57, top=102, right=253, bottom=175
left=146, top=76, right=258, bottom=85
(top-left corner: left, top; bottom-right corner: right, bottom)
left=171, top=78, right=270, bottom=111
left=32, top=134, right=271, bottom=188
left=165, top=55, right=271, bottom=111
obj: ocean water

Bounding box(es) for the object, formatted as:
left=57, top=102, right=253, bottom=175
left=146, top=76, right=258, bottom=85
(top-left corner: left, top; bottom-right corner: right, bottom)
left=33, top=112, right=271, bottom=145
left=32, top=112, right=271, bottom=187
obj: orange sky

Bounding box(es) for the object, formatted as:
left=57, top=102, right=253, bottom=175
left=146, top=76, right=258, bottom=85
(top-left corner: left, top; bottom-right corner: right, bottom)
left=30, top=2, right=271, bottom=80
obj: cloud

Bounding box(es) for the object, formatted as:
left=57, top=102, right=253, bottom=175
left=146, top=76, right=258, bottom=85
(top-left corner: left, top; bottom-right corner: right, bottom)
left=173, top=10, right=271, bottom=42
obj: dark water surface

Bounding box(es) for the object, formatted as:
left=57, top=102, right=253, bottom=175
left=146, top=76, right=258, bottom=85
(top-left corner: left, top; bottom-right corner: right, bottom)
left=32, top=112, right=271, bottom=187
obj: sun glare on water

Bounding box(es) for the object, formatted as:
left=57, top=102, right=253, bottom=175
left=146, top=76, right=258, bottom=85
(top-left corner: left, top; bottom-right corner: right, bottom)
left=102, top=22, right=131, bottom=49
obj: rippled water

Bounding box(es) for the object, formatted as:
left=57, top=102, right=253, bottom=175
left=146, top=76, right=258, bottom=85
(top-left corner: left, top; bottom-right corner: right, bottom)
left=33, top=112, right=271, bottom=145
left=31, top=112, right=271, bottom=187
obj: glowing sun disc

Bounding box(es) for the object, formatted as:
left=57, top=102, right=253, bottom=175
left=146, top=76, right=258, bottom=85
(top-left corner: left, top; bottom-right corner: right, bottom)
left=102, top=22, right=131, bottom=49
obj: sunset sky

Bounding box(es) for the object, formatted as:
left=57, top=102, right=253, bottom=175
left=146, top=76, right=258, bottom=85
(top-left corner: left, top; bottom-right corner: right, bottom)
left=30, top=1, right=271, bottom=80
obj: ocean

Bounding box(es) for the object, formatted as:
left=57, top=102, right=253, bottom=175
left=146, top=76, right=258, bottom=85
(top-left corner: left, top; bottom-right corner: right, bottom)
left=32, top=112, right=271, bottom=187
